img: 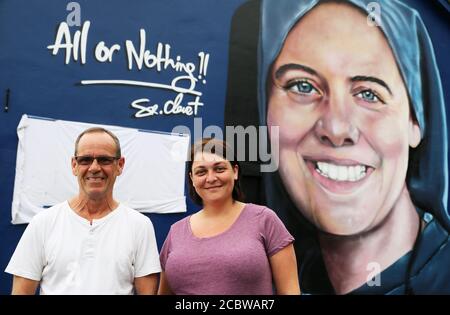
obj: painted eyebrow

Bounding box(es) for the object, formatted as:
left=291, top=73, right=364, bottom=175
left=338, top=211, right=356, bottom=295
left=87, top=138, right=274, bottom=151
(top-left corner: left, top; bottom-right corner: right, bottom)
left=351, top=76, right=392, bottom=95
left=275, top=65, right=393, bottom=95
left=274, top=63, right=319, bottom=79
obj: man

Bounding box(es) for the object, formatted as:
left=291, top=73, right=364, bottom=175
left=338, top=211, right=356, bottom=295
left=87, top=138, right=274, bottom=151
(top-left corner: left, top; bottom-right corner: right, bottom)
left=5, top=127, right=161, bottom=294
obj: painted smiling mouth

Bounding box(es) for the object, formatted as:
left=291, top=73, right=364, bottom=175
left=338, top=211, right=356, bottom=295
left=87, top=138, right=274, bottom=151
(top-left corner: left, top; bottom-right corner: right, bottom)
left=314, top=161, right=367, bottom=182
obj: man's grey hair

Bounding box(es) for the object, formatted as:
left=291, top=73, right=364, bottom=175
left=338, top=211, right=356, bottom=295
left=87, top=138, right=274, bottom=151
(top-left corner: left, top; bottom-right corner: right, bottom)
left=74, top=127, right=121, bottom=157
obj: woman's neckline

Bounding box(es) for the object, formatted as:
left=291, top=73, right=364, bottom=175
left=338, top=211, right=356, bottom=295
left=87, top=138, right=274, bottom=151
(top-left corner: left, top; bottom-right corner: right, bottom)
left=188, top=203, right=249, bottom=240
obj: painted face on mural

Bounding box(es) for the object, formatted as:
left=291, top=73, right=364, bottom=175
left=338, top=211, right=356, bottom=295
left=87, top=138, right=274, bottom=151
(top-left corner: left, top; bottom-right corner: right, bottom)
left=267, top=2, right=421, bottom=235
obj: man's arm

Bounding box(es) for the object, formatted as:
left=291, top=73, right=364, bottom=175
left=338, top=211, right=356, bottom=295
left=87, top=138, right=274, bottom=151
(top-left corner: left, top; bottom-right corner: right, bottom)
left=11, top=275, right=39, bottom=295
left=134, top=273, right=159, bottom=295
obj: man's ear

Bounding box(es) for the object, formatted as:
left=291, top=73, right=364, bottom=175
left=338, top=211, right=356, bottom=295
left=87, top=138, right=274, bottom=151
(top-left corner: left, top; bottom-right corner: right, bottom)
left=71, top=157, right=78, bottom=176
left=189, top=172, right=194, bottom=186
left=409, top=117, right=421, bottom=149
left=116, top=157, right=125, bottom=175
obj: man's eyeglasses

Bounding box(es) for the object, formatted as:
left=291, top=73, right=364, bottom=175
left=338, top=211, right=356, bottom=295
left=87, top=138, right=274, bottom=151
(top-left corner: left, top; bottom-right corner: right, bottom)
left=74, top=155, right=120, bottom=166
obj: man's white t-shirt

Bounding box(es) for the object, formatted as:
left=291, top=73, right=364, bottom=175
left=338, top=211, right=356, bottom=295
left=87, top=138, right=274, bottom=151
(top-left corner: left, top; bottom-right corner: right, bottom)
left=5, top=201, right=161, bottom=294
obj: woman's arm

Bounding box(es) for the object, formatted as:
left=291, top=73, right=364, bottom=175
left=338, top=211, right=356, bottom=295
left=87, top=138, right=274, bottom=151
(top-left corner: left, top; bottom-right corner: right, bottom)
left=157, top=271, right=174, bottom=295
left=269, top=244, right=301, bottom=294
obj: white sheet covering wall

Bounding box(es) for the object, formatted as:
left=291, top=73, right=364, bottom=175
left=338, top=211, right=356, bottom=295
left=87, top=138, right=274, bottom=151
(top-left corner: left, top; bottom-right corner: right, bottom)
left=11, top=114, right=189, bottom=224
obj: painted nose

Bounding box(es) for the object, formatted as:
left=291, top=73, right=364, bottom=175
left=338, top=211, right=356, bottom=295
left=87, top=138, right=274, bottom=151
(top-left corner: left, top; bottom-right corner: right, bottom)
left=314, top=100, right=359, bottom=147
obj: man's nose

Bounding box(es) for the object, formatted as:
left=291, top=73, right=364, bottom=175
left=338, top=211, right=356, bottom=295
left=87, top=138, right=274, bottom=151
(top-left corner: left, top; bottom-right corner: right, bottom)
left=314, top=97, right=359, bottom=147
left=88, top=158, right=101, bottom=171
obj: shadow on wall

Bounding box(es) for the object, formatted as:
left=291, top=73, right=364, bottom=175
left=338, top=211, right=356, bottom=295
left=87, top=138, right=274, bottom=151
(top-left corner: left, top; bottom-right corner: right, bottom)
left=224, top=0, right=263, bottom=205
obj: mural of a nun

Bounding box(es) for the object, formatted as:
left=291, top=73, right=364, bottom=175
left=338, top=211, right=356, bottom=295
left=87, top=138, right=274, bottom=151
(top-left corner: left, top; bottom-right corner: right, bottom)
left=256, top=0, right=450, bottom=294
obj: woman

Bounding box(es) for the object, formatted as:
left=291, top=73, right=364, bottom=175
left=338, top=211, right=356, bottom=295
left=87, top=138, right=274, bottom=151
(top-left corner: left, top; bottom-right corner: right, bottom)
left=258, top=0, right=450, bottom=294
left=158, top=138, right=300, bottom=295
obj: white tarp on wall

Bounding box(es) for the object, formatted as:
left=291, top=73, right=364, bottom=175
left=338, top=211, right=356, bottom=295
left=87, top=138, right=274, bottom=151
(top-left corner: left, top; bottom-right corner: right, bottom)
left=11, top=114, right=189, bottom=224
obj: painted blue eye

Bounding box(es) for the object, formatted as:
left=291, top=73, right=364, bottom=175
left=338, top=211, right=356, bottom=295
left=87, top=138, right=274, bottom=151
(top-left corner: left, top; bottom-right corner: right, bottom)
left=288, top=81, right=318, bottom=94
left=357, top=90, right=380, bottom=103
